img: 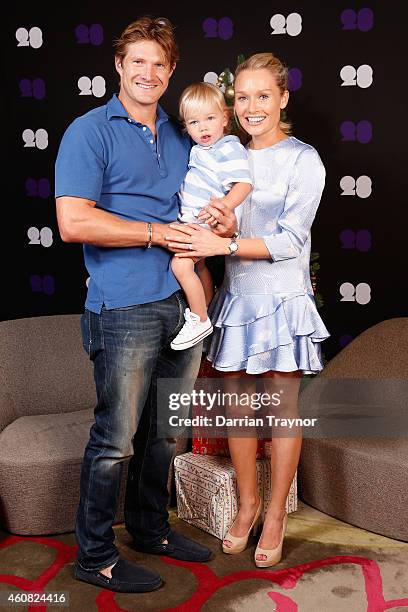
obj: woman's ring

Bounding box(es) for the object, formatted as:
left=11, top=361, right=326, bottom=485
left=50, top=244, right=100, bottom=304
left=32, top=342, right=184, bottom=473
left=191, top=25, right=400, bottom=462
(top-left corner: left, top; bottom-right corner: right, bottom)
left=188, top=243, right=192, bottom=250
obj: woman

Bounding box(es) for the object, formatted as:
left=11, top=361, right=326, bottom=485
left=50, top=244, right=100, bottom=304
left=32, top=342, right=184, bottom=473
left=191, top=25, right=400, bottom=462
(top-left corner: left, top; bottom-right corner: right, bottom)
left=167, top=52, right=329, bottom=567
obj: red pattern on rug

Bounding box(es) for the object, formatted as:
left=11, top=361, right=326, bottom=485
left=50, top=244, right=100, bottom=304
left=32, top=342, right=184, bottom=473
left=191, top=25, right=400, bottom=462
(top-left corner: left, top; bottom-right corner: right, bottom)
left=1, top=535, right=408, bottom=611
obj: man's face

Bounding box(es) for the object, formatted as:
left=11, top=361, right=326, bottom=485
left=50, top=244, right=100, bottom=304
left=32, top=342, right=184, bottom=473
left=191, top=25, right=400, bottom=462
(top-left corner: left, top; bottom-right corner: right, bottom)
left=115, top=40, right=175, bottom=109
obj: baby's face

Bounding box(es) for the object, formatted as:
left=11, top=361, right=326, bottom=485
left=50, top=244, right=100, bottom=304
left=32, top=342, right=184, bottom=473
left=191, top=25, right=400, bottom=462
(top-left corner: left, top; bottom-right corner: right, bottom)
left=185, top=105, right=228, bottom=146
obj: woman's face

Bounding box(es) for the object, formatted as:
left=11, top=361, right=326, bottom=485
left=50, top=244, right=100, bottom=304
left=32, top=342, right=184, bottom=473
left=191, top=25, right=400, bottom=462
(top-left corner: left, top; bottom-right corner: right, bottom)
left=234, top=68, right=289, bottom=146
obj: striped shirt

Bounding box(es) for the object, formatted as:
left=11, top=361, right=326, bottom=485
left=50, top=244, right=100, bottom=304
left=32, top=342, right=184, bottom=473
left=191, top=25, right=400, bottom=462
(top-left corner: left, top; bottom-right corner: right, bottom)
left=178, top=135, right=252, bottom=224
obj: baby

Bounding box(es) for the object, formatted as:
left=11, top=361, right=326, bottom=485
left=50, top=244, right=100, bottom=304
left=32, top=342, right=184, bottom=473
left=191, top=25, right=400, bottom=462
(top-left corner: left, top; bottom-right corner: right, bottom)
left=170, top=82, right=253, bottom=350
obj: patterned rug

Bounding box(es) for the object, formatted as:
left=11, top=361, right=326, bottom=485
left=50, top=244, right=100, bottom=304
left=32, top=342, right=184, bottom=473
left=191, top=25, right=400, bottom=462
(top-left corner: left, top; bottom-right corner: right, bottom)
left=1, top=501, right=408, bottom=611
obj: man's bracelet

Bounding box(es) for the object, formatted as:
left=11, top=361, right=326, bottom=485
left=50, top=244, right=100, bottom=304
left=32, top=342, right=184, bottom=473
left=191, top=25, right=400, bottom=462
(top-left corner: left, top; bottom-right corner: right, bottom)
left=146, top=222, right=153, bottom=248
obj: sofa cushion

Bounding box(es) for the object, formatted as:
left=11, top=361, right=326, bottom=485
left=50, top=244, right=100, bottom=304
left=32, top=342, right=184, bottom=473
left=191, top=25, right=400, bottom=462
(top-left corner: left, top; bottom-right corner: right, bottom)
left=0, top=409, right=94, bottom=465
left=0, top=408, right=131, bottom=535
left=299, top=436, right=408, bottom=541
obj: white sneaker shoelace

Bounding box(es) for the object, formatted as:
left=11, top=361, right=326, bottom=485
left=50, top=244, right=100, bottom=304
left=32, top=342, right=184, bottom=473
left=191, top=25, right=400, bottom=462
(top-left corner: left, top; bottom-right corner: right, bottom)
left=177, top=308, right=201, bottom=338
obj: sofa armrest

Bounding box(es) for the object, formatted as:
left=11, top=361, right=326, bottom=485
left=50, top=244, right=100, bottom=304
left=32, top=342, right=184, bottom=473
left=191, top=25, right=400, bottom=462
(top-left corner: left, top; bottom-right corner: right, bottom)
left=0, top=388, right=16, bottom=434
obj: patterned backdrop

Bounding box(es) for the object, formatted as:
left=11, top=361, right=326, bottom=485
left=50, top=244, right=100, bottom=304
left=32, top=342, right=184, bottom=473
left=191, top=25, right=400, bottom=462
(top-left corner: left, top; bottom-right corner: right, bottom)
left=5, top=3, right=406, bottom=360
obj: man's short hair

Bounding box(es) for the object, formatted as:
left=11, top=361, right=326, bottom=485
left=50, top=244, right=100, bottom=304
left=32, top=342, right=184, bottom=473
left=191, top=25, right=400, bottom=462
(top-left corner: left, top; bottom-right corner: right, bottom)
left=114, top=16, right=179, bottom=67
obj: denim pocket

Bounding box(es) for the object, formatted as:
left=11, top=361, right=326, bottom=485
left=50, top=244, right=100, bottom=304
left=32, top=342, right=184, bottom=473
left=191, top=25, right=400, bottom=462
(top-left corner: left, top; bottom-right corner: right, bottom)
left=110, top=304, right=141, bottom=312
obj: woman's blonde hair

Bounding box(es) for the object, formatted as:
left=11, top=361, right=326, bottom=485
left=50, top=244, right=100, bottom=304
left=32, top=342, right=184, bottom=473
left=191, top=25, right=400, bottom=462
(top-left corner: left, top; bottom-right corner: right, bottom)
left=234, top=52, right=292, bottom=135
left=179, top=82, right=230, bottom=132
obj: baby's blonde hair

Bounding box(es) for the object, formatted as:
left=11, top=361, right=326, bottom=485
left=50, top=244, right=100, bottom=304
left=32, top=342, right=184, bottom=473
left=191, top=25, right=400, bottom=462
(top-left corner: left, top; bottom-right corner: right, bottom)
left=179, top=82, right=230, bottom=130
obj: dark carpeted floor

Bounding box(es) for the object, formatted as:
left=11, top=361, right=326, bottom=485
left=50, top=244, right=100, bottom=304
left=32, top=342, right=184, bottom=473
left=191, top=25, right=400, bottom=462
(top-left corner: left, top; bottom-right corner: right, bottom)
left=1, top=501, right=408, bottom=611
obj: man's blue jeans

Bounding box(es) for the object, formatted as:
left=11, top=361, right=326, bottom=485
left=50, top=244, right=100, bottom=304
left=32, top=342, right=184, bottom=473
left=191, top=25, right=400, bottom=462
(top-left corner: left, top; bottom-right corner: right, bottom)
left=76, top=291, right=202, bottom=570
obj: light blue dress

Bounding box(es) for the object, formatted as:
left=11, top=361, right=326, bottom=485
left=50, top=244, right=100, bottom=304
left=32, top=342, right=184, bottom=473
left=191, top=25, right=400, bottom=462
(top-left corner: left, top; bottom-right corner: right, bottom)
left=207, top=136, right=330, bottom=374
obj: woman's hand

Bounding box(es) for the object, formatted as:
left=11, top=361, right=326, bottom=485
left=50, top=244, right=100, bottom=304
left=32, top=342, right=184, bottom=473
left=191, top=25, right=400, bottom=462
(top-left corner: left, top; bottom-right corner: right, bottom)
left=197, top=197, right=238, bottom=237
left=166, top=223, right=230, bottom=258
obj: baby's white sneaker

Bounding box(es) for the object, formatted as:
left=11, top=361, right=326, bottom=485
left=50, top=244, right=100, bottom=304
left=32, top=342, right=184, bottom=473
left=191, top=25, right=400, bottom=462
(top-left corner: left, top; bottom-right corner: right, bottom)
left=170, top=308, right=213, bottom=350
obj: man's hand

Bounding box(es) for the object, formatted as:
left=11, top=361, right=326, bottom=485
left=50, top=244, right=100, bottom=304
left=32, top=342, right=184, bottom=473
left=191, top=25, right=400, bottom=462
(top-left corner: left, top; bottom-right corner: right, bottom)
left=152, top=222, right=189, bottom=248
left=197, top=197, right=238, bottom=237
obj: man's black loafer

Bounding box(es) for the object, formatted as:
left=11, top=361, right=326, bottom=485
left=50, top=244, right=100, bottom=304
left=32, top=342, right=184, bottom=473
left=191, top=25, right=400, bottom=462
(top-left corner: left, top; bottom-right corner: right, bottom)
left=133, top=530, right=213, bottom=562
left=74, top=557, right=162, bottom=592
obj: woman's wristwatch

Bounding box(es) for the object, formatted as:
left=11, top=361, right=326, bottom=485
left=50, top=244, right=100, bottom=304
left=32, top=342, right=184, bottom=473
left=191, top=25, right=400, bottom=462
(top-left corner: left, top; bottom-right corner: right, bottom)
left=228, top=231, right=240, bottom=256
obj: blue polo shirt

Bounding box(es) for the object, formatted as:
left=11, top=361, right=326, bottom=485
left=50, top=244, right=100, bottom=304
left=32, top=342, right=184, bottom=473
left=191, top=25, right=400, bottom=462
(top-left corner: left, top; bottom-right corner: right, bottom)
left=55, top=94, right=191, bottom=312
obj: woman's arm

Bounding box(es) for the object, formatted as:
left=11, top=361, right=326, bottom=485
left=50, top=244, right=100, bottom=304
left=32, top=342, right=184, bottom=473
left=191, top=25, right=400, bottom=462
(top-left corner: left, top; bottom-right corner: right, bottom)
left=262, top=148, right=325, bottom=261
left=167, top=224, right=271, bottom=258
left=188, top=147, right=325, bottom=260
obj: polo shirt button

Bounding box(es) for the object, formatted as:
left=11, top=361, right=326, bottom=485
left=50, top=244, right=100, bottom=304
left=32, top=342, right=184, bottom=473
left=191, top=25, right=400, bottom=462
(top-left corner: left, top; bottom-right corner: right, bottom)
left=150, top=139, right=154, bottom=144
left=142, top=126, right=147, bottom=131
left=128, top=118, right=132, bottom=122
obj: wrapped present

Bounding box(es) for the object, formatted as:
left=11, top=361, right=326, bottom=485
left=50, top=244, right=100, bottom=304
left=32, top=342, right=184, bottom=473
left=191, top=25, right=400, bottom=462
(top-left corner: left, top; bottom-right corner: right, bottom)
left=193, top=358, right=266, bottom=458
left=192, top=435, right=265, bottom=459
left=192, top=435, right=229, bottom=457
left=174, top=452, right=297, bottom=540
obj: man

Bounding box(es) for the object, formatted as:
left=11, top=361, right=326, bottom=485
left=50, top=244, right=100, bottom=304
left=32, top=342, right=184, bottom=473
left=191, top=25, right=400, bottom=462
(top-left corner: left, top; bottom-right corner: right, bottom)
left=55, top=16, right=236, bottom=593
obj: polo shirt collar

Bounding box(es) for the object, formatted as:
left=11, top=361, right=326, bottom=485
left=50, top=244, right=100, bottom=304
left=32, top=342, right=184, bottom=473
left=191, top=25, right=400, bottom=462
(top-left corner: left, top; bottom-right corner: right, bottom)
left=107, top=94, right=169, bottom=126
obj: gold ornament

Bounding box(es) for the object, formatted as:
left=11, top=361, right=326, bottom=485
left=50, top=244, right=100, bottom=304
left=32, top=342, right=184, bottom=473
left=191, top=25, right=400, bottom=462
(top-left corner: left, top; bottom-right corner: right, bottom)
left=225, top=86, right=235, bottom=99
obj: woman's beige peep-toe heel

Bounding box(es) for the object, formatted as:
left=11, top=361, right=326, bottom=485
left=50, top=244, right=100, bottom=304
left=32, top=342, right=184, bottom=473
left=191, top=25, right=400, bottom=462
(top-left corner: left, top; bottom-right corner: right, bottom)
left=255, top=512, right=288, bottom=567
left=222, top=499, right=262, bottom=554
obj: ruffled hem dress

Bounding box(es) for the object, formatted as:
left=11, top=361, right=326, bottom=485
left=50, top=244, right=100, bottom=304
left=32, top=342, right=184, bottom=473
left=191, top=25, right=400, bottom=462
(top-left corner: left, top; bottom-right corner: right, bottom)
left=207, top=289, right=329, bottom=374
left=206, top=137, right=330, bottom=374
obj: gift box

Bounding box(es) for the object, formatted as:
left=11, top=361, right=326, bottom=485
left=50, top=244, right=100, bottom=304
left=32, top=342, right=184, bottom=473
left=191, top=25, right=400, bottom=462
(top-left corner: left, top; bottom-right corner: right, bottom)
left=193, top=358, right=266, bottom=459
left=174, top=451, right=297, bottom=540
left=192, top=435, right=265, bottom=459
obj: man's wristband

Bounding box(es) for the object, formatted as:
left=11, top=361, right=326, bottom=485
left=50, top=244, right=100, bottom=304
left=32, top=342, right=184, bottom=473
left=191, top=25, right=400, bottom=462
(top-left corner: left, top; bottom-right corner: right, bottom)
left=145, top=222, right=153, bottom=248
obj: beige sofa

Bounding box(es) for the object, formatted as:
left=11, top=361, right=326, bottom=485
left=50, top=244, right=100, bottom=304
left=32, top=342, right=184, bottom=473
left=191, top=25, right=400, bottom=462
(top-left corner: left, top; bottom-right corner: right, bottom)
left=298, top=317, right=408, bottom=541
left=0, top=314, right=128, bottom=535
